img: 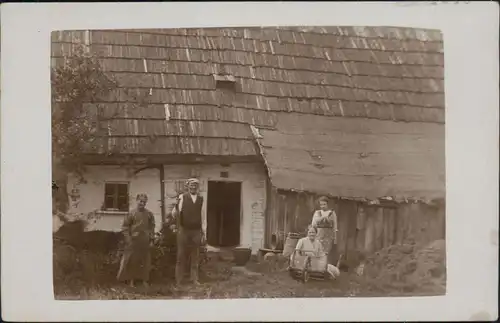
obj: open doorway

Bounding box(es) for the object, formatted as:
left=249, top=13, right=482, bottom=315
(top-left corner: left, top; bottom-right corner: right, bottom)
left=207, top=181, right=242, bottom=247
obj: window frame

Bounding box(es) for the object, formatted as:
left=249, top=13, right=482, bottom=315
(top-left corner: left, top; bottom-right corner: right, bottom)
left=102, top=182, right=130, bottom=213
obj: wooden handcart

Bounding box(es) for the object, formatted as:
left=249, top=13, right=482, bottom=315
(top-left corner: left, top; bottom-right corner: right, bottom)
left=288, top=250, right=343, bottom=283
left=288, top=249, right=330, bottom=282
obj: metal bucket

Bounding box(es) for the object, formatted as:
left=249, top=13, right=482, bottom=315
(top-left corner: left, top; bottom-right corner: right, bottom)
left=282, top=232, right=301, bottom=257
left=233, top=247, right=252, bottom=266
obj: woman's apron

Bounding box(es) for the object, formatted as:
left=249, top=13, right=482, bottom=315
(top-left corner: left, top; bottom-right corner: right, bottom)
left=315, top=211, right=336, bottom=265
left=317, top=226, right=334, bottom=256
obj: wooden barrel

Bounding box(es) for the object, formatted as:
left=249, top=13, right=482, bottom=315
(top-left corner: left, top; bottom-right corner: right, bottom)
left=270, top=231, right=285, bottom=250
left=282, top=232, right=301, bottom=257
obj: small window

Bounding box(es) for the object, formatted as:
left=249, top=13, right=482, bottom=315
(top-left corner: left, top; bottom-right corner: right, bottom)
left=214, top=74, right=237, bottom=91
left=104, top=183, right=129, bottom=212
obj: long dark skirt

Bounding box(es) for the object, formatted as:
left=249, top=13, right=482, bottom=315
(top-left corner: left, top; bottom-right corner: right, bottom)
left=117, top=237, right=152, bottom=282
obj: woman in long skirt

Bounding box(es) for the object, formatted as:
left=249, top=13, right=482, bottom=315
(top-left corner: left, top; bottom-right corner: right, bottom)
left=310, top=196, right=338, bottom=266
left=117, top=193, right=155, bottom=288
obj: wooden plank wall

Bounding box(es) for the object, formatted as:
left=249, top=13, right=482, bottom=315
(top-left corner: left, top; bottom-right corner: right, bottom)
left=265, top=190, right=446, bottom=258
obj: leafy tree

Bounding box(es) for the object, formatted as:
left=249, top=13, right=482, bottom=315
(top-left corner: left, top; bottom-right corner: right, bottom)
left=51, top=42, right=159, bottom=215
left=52, top=44, right=117, bottom=212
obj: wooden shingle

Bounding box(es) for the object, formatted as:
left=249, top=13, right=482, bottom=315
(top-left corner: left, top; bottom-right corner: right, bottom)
left=51, top=26, right=445, bottom=160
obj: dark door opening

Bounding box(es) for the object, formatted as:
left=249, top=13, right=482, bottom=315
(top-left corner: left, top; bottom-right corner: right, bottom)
left=207, top=181, right=242, bottom=247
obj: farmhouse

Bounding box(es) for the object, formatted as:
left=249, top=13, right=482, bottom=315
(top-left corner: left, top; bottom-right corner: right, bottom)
left=51, top=26, right=445, bottom=257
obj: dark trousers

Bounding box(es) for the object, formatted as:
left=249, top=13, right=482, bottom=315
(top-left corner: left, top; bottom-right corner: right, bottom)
left=175, top=228, right=201, bottom=284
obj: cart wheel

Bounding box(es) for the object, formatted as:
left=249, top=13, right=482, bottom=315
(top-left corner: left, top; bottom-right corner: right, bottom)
left=302, top=269, right=309, bottom=283
left=290, top=270, right=300, bottom=281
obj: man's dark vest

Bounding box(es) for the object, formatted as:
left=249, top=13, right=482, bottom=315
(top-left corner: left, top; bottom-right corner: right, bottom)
left=179, top=192, right=203, bottom=230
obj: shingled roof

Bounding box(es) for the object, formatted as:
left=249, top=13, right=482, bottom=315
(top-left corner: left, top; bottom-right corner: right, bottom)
left=254, top=112, right=445, bottom=200
left=51, top=26, right=445, bottom=199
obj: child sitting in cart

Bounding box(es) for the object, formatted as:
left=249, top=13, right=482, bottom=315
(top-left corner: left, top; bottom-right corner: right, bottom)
left=294, top=226, right=340, bottom=280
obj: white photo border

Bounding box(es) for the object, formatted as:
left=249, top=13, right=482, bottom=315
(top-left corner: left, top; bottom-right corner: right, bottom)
left=1, top=2, right=498, bottom=322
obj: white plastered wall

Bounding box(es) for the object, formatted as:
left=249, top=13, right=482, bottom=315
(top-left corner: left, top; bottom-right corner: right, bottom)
left=66, top=163, right=267, bottom=254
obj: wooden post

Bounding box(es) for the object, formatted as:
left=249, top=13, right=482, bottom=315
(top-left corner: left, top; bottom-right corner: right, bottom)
left=284, top=195, right=288, bottom=234
left=264, top=178, right=274, bottom=249
left=132, top=164, right=165, bottom=225
left=159, top=165, right=166, bottom=224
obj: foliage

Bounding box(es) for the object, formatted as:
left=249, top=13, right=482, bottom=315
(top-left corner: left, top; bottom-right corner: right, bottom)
left=53, top=220, right=208, bottom=289
left=51, top=44, right=157, bottom=212
left=51, top=44, right=117, bottom=176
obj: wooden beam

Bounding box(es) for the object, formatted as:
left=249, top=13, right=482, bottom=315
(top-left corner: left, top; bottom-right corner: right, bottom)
left=159, top=165, right=166, bottom=224
left=81, top=154, right=261, bottom=165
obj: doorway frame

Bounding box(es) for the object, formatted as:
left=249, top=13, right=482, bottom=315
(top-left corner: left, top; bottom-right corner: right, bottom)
left=206, top=178, right=244, bottom=249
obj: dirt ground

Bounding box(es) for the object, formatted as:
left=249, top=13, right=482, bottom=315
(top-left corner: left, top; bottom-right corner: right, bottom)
left=55, top=252, right=368, bottom=300
left=55, top=255, right=359, bottom=300
left=54, top=238, right=446, bottom=300
left=358, top=239, right=447, bottom=296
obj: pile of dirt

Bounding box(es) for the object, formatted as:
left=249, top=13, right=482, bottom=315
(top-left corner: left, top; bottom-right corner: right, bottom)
left=360, top=239, right=446, bottom=296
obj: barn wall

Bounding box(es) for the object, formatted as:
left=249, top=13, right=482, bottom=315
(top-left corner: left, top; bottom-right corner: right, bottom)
left=265, top=190, right=445, bottom=257
left=66, top=162, right=267, bottom=254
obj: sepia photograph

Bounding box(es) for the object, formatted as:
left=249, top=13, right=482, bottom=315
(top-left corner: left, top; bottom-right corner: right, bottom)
left=2, top=2, right=498, bottom=322
left=50, top=25, right=447, bottom=300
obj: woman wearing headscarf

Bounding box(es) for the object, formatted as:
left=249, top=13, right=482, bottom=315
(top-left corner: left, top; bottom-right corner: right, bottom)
left=117, top=193, right=156, bottom=288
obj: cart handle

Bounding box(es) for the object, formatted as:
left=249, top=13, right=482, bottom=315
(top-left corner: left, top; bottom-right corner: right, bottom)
left=303, top=255, right=311, bottom=270
left=290, top=249, right=314, bottom=268
left=292, top=249, right=327, bottom=257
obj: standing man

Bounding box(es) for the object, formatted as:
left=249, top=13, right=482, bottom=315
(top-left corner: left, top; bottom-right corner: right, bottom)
left=117, top=193, right=155, bottom=288
left=174, top=178, right=206, bottom=287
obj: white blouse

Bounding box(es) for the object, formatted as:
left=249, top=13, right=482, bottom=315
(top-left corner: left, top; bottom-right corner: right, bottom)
left=295, top=237, right=324, bottom=257
left=311, top=209, right=338, bottom=231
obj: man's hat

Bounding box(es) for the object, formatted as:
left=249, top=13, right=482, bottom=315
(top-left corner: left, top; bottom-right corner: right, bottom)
left=186, top=178, right=200, bottom=185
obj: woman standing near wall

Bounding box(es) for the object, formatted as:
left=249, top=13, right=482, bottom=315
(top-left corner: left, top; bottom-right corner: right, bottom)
left=311, top=196, right=338, bottom=266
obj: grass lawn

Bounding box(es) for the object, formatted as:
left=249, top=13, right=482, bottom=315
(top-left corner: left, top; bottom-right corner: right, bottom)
left=55, top=255, right=363, bottom=300
left=54, top=240, right=446, bottom=300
